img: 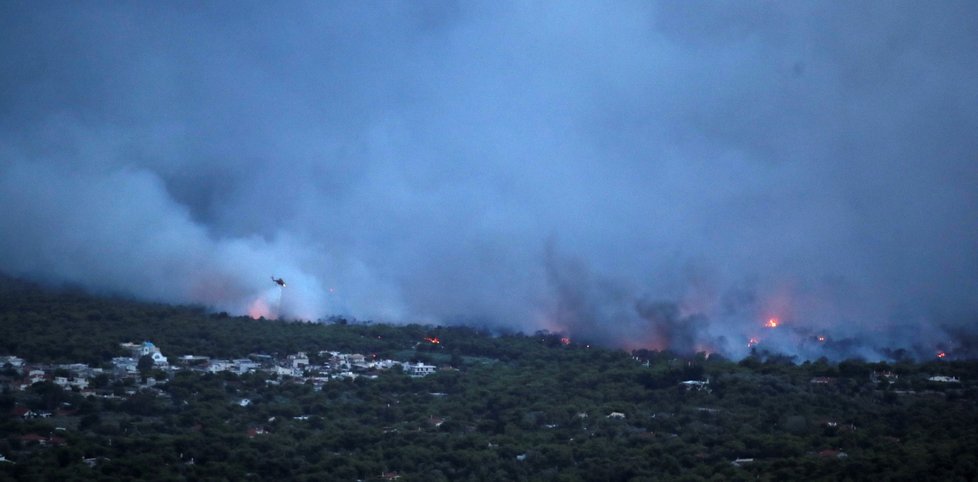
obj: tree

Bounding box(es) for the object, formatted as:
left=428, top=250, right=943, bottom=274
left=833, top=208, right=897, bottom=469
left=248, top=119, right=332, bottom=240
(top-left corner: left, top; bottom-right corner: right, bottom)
left=137, top=354, right=154, bottom=379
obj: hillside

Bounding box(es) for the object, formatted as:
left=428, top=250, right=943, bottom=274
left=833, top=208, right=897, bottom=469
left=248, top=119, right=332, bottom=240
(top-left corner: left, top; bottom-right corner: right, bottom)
left=1, top=283, right=977, bottom=481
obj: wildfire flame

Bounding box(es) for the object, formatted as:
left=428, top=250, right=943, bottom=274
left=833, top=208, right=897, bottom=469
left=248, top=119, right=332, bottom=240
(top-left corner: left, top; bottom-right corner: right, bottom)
left=424, top=337, right=440, bottom=344
left=764, top=318, right=779, bottom=328
left=747, top=337, right=760, bottom=348
left=560, top=337, right=571, bottom=345
left=937, top=352, right=947, bottom=359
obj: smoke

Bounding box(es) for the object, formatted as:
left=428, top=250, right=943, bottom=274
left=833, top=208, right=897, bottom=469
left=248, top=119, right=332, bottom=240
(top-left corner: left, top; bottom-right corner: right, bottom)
left=1, top=1, right=976, bottom=360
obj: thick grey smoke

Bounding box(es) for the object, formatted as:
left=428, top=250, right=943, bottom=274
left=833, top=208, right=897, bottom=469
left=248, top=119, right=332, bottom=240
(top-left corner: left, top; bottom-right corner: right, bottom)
left=1, top=1, right=976, bottom=360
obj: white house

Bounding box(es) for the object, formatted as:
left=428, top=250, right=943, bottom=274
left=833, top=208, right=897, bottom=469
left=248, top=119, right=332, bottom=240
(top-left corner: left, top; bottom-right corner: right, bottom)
left=232, top=359, right=259, bottom=374
left=0, top=356, right=25, bottom=368
left=928, top=375, right=960, bottom=383
left=680, top=379, right=710, bottom=391
left=28, top=369, right=46, bottom=385
left=404, top=362, right=436, bottom=377
left=112, top=357, right=137, bottom=375
left=288, top=352, right=309, bottom=370
left=207, top=360, right=232, bottom=373
left=272, top=366, right=297, bottom=377
left=150, top=351, right=169, bottom=367
left=122, top=341, right=168, bottom=366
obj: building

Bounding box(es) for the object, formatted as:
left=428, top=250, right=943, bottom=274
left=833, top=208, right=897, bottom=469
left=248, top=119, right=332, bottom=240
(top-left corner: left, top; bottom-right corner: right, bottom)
left=680, top=379, right=710, bottom=391
left=174, top=355, right=210, bottom=368
left=404, top=362, right=436, bottom=377
left=0, top=356, right=25, bottom=368
left=232, top=359, right=259, bottom=374
left=207, top=360, right=232, bottom=373
left=121, top=341, right=168, bottom=367
left=112, top=357, right=138, bottom=375
left=288, top=352, right=309, bottom=370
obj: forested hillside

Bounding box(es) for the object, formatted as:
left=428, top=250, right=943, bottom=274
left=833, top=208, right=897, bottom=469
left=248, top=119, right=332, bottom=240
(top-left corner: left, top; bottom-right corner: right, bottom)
left=1, top=280, right=977, bottom=481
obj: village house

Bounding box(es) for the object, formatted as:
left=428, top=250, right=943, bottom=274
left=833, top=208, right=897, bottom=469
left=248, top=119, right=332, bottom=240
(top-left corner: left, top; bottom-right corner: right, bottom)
left=248, top=353, right=275, bottom=368
left=348, top=354, right=368, bottom=368
left=288, top=352, right=309, bottom=370
left=207, top=360, right=232, bottom=373
left=231, top=359, right=260, bottom=374
left=680, top=379, right=711, bottom=391
left=53, top=376, right=89, bottom=391
left=120, top=341, right=169, bottom=367
left=27, top=369, right=47, bottom=385
left=927, top=375, right=960, bottom=383
left=112, top=357, right=138, bottom=376
left=0, top=356, right=26, bottom=368
left=870, top=371, right=899, bottom=384
left=58, top=363, right=94, bottom=377
left=403, top=362, right=436, bottom=377
left=12, top=407, right=38, bottom=419
left=174, top=355, right=210, bottom=368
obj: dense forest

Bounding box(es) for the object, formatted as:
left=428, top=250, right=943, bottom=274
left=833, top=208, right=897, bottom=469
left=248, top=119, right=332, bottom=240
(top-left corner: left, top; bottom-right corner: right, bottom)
left=1, top=279, right=977, bottom=481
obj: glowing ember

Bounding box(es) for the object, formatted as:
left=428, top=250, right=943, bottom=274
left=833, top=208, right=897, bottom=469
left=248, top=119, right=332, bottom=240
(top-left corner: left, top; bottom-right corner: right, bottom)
left=560, top=337, right=571, bottom=345
left=937, top=352, right=947, bottom=359
left=817, top=336, right=826, bottom=342
left=747, top=337, right=760, bottom=348
left=424, top=337, right=441, bottom=344
left=764, top=318, right=779, bottom=328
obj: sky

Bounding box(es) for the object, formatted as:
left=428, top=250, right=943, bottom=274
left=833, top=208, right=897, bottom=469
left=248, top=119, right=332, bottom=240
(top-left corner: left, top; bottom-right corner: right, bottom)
left=1, top=1, right=976, bottom=360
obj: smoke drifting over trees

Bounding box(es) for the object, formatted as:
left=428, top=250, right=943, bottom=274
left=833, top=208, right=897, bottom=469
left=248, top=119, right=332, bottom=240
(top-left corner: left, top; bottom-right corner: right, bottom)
left=1, top=2, right=976, bottom=360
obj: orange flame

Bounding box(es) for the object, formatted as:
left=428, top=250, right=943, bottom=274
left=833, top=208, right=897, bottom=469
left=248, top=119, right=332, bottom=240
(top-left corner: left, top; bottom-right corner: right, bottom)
left=424, top=337, right=440, bottom=344
left=764, top=318, right=779, bottom=328
left=560, top=337, right=571, bottom=345
left=937, top=352, right=947, bottom=359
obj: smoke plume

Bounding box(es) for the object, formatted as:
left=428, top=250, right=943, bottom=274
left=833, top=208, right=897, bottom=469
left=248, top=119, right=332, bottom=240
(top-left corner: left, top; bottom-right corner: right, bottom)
left=1, top=1, right=976, bottom=360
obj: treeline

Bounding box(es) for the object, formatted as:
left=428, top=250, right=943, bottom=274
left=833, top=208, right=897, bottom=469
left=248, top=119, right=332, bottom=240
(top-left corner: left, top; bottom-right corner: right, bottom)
left=1, top=278, right=977, bottom=480
left=0, top=278, right=529, bottom=365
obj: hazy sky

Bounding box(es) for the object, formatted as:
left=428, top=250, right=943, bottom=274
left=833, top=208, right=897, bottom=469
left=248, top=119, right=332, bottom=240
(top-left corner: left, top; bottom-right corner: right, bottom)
left=1, top=1, right=976, bottom=359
